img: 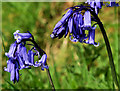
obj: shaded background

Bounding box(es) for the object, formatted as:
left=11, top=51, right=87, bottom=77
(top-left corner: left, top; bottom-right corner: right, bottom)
left=2, top=2, right=120, bottom=89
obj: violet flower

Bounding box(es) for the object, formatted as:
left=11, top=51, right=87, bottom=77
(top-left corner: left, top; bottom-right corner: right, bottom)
left=50, top=5, right=99, bottom=46
left=86, top=0, right=119, bottom=12
left=4, top=30, right=48, bottom=83
left=86, top=0, right=103, bottom=14
left=84, top=11, right=91, bottom=27
left=106, top=1, right=119, bottom=7
left=5, top=41, right=17, bottom=59
left=51, top=0, right=119, bottom=46
left=34, top=54, right=48, bottom=70
left=13, top=30, right=32, bottom=43
left=4, top=58, right=19, bottom=83
left=50, top=9, right=73, bottom=39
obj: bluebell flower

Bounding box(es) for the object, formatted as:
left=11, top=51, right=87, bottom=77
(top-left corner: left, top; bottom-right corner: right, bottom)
left=51, top=1, right=119, bottom=45
left=106, top=1, right=119, bottom=7
left=17, top=43, right=29, bottom=65
left=86, top=0, right=119, bottom=10
left=4, top=30, right=48, bottom=83
left=51, top=9, right=73, bottom=39
left=51, top=5, right=99, bottom=46
left=34, top=54, right=48, bottom=70
left=82, top=26, right=99, bottom=46
left=5, top=41, right=17, bottom=59
left=4, top=42, right=30, bottom=83
left=53, top=9, right=73, bottom=30
left=86, top=0, right=103, bottom=14
left=4, top=59, right=19, bottom=83
left=13, top=30, right=32, bottom=43
left=10, top=61, right=19, bottom=83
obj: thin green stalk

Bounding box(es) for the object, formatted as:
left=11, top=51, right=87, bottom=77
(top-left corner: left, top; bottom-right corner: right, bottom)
left=46, top=63, right=55, bottom=91
left=22, top=39, right=55, bottom=90
left=82, top=6, right=120, bottom=88
left=97, top=22, right=119, bottom=88
left=89, top=9, right=120, bottom=89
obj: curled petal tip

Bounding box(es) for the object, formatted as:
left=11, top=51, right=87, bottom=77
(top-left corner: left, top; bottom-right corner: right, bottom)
left=4, top=67, right=8, bottom=71
left=45, top=65, right=49, bottom=69
left=41, top=65, right=49, bottom=71
left=5, top=52, right=8, bottom=56
left=70, top=36, right=78, bottom=42
left=13, top=30, right=20, bottom=35
left=94, top=42, right=99, bottom=47
left=50, top=34, right=55, bottom=39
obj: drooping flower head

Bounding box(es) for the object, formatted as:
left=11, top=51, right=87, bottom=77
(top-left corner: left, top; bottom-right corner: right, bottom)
left=51, top=5, right=99, bottom=46
left=4, top=30, right=48, bottom=83
left=50, top=1, right=119, bottom=46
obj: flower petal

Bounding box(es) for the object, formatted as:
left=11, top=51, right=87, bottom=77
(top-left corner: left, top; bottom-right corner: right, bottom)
left=4, top=59, right=13, bottom=72
left=78, top=13, right=83, bottom=27
left=38, top=54, right=47, bottom=64
left=17, top=54, right=25, bottom=69
left=64, top=25, right=69, bottom=38
left=21, top=46, right=29, bottom=65
left=13, top=30, right=32, bottom=43
left=34, top=54, right=48, bottom=70
left=68, top=17, right=73, bottom=33
left=10, top=63, right=15, bottom=83
left=28, top=50, right=34, bottom=65
left=107, top=2, right=119, bottom=7
left=15, top=68, right=19, bottom=82
left=89, top=27, right=95, bottom=44
left=56, top=26, right=65, bottom=35
left=84, top=11, right=91, bottom=27
left=96, top=0, right=103, bottom=9
left=5, top=42, right=17, bottom=58
left=54, top=9, right=73, bottom=30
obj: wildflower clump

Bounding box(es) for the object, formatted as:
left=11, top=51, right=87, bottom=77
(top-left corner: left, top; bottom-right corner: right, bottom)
left=4, top=30, right=48, bottom=83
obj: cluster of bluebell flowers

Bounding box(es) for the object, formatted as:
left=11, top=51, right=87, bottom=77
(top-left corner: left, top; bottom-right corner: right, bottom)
left=86, top=0, right=119, bottom=13
left=50, top=0, right=119, bottom=47
left=4, top=0, right=119, bottom=85
left=50, top=5, right=99, bottom=46
left=4, top=30, right=48, bottom=83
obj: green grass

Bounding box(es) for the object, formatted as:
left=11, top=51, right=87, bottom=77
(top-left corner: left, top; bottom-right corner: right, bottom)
left=2, top=2, right=120, bottom=89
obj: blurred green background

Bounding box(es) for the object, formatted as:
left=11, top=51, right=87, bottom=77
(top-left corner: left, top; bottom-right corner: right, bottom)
left=2, top=2, right=120, bottom=89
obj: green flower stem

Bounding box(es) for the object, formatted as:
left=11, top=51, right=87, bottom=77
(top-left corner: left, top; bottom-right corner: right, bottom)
left=89, top=9, right=119, bottom=88
left=81, top=6, right=119, bottom=88
left=22, top=39, right=55, bottom=90
left=98, top=21, right=119, bottom=88
left=46, top=63, right=55, bottom=90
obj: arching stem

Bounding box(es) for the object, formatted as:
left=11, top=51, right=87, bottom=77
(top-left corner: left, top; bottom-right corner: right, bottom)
left=88, top=8, right=120, bottom=88
left=21, top=39, right=55, bottom=90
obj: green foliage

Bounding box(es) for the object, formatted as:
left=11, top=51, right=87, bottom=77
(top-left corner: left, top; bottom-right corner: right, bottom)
left=2, top=2, right=119, bottom=90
